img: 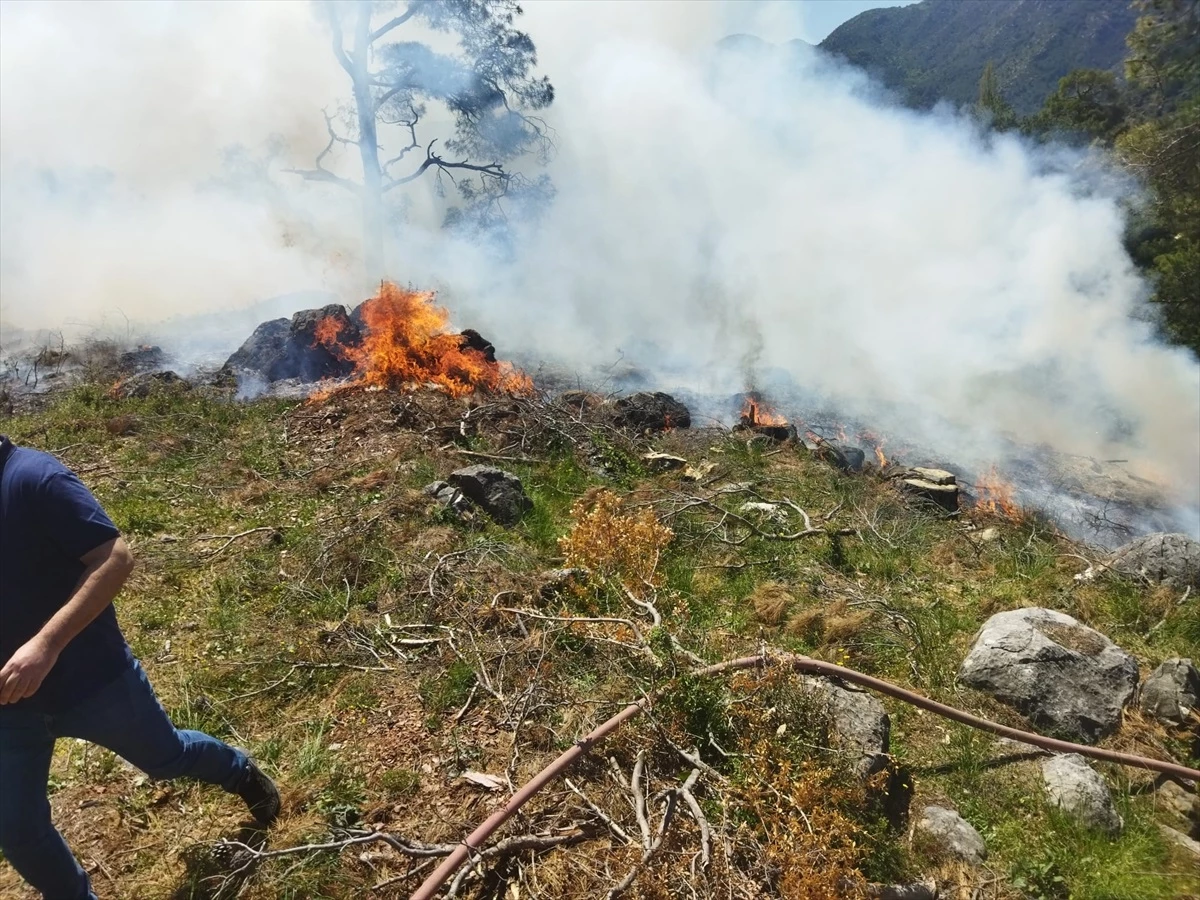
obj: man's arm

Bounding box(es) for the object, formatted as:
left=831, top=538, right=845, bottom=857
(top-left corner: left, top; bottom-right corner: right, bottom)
left=0, top=536, right=135, bottom=705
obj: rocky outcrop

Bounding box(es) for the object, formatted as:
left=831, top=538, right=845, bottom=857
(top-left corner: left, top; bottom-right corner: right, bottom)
left=1109, top=532, right=1200, bottom=590
left=446, top=465, right=532, bottom=526
left=1041, top=754, right=1123, bottom=833
left=957, top=608, right=1138, bottom=742
left=914, top=805, right=987, bottom=865
left=1139, top=658, right=1199, bottom=726
left=801, top=676, right=890, bottom=778
left=610, top=392, right=691, bottom=432
left=223, top=304, right=360, bottom=383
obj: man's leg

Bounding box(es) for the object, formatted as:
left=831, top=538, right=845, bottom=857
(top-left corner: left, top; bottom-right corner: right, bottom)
left=54, top=661, right=257, bottom=794
left=0, top=708, right=95, bottom=900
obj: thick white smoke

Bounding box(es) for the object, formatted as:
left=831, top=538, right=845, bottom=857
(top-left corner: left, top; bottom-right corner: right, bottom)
left=1, top=0, right=1197, bottom=534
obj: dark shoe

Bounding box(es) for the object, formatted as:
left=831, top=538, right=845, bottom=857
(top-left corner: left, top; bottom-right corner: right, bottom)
left=235, top=760, right=281, bottom=826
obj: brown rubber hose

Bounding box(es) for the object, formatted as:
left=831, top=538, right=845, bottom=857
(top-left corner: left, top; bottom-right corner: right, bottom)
left=411, top=652, right=1199, bottom=899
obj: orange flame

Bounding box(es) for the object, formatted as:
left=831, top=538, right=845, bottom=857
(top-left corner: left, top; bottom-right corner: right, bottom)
left=976, top=465, right=1023, bottom=521
left=741, top=397, right=789, bottom=427
left=858, top=429, right=889, bottom=468
left=316, top=282, right=533, bottom=399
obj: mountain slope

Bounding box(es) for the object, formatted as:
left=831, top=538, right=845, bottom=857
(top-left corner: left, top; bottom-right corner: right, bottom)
left=820, top=0, right=1138, bottom=114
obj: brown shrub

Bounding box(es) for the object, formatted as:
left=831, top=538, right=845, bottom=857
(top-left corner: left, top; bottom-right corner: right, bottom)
left=350, top=468, right=391, bottom=491
left=785, top=598, right=871, bottom=646
left=105, top=414, right=139, bottom=436
left=751, top=581, right=795, bottom=625
left=559, top=489, right=673, bottom=589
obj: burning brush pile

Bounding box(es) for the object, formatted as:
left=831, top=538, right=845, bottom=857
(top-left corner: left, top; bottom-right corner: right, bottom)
left=222, top=281, right=532, bottom=399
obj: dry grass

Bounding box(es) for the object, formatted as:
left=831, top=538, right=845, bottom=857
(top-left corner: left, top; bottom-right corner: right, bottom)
left=751, top=581, right=795, bottom=625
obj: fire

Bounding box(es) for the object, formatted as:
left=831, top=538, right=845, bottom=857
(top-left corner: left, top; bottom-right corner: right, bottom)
left=316, top=282, right=533, bottom=399
left=857, top=429, right=889, bottom=468
left=741, top=397, right=789, bottom=427
left=975, top=465, right=1023, bottom=521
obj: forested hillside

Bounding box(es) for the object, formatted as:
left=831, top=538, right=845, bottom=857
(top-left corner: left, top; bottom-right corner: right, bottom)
left=820, top=0, right=1137, bottom=114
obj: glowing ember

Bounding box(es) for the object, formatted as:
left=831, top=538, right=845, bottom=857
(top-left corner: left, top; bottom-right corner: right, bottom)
left=316, top=282, right=533, bottom=399
left=741, top=397, right=789, bottom=428
left=975, top=465, right=1023, bottom=521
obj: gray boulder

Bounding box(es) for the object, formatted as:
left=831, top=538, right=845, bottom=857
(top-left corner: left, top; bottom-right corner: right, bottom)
left=802, top=677, right=890, bottom=778
left=446, top=466, right=532, bottom=526
left=957, top=608, right=1138, bottom=743
left=1041, top=754, right=1123, bottom=833
left=914, top=805, right=987, bottom=865
left=1109, top=532, right=1200, bottom=590
left=223, top=304, right=360, bottom=383
left=1139, top=658, right=1200, bottom=726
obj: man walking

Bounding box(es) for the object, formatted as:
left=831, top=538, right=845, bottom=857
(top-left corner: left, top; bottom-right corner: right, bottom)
left=0, top=435, right=280, bottom=899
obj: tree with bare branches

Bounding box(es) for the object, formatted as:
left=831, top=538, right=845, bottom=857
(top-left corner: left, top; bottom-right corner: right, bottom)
left=289, top=0, right=554, bottom=282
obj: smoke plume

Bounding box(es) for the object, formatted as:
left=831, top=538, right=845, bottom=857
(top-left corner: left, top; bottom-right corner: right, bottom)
left=1, top=0, right=1197, bottom=535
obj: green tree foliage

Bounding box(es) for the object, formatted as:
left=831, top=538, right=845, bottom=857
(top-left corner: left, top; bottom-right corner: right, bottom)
left=1031, top=69, right=1129, bottom=142
left=1125, top=0, right=1200, bottom=112
left=1118, top=0, right=1200, bottom=352
left=1017, top=1, right=1199, bottom=353
left=976, top=61, right=1019, bottom=131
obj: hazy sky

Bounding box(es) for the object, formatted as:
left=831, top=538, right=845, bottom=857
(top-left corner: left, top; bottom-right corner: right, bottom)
left=726, top=0, right=918, bottom=45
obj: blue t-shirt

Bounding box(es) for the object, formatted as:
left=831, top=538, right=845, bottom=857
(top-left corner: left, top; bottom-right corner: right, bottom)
left=0, top=436, right=133, bottom=712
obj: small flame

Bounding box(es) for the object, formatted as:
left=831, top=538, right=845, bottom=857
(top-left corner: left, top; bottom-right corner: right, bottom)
left=316, top=282, right=533, bottom=399
left=976, top=465, right=1023, bottom=521
left=858, top=429, right=889, bottom=468
left=741, top=397, right=789, bottom=427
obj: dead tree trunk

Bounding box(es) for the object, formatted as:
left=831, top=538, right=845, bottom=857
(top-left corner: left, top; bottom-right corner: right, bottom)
left=351, top=1, right=385, bottom=285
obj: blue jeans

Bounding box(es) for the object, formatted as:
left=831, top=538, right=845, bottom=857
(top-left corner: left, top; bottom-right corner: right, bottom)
left=0, top=660, right=247, bottom=900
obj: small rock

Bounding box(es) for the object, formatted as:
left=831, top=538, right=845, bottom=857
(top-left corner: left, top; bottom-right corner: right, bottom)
left=1109, top=532, right=1200, bottom=590
left=909, top=467, right=956, bottom=486
left=1041, top=754, right=1123, bottom=833
left=739, top=501, right=785, bottom=521
left=641, top=452, right=688, bottom=473
left=538, top=568, right=589, bottom=600
left=899, top=477, right=960, bottom=513
left=611, top=392, right=691, bottom=432
left=457, top=329, right=496, bottom=363
left=1155, top=779, right=1198, bottom=826
left=915, top=805, right=987, bottom=865
left=446, top=466, right=532, bottom=526
left=819, top=443, right=866, bottom=473
left=801, top=676, right=890, bottom=778
left=864, top=879, right=938, bottom=900
left=423, top=481, right=473, bottom=518
left=1139, top=658, right=1200, bottom=726
left=978, top=526, right=1001, bottom=543
left=958, top=607, right=1139, bottom=743
left=1157, top=823, right=1200, bottom=857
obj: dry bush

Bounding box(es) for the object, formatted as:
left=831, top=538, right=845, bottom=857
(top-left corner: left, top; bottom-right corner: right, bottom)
left=105, top=413, right=139, bottom=436
left=729, top=688, right=872, bottom=899
left=751, top=581, right=795, bottom=625
left=786, top=598, right=871, bottom=646
left=350, top=468, right=391, bottom=491
left=559, top=489, right=673, bottom=589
